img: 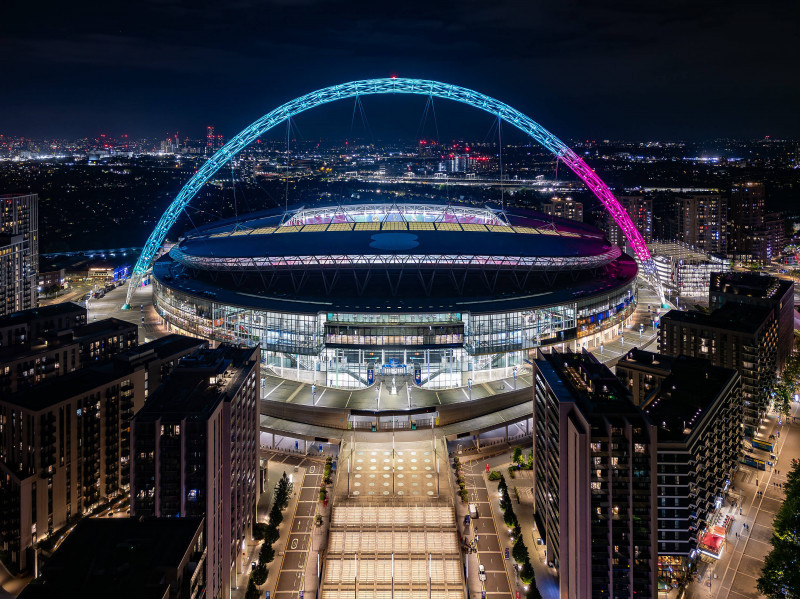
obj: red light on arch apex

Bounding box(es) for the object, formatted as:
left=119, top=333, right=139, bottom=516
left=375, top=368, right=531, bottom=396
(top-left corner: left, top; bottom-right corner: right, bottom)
left=391, top=74, right=398, bottom=79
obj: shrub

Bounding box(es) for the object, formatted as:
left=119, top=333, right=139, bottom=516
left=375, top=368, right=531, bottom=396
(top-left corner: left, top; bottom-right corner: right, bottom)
left=251, top=564, right=268, bottom=585
left=460, top=488, right=469, bottom=503
left=319, top=488, right=327, bottom=502
left=488, top=470, right=501, bottom=481
left=512, top=446, right=523, bottom=465
left=507, top=466, right=516, bottom=479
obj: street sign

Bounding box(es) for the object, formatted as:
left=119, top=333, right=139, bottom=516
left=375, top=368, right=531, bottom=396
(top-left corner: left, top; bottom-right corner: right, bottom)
left=299, top=592, right=304, bottom=599
left=265, top=593, right=270, bottom=599
left=482, top=592, right=486, bottom=599
left=516, top=591, right=521, bottom=599
left=504, top=547, right=510, bottom=559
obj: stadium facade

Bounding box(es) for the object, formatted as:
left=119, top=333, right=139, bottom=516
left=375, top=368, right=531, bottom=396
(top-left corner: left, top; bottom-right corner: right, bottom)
left=153, top=202, right=638, bottom=389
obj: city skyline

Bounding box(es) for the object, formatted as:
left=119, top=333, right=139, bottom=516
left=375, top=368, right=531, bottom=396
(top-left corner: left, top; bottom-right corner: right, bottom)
left=2, top=0, right=799, bottom=140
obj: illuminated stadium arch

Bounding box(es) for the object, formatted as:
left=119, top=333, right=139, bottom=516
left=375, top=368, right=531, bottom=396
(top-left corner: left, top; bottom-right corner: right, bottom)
left=125, top=78, right=664, bottom=306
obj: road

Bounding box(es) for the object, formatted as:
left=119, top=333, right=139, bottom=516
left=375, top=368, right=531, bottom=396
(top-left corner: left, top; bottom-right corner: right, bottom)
left=684, top=399, right=800, bottom=599
left=269, top=454, right=325, bottom=599
left=459, top=460, right=513, bottom=599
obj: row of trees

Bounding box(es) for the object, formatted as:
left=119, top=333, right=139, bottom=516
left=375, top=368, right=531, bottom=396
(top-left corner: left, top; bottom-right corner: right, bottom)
left=757, top=458, right=800, bottom=597
left=453, top=456, right=469, bottom=503
left=773, top=352, right=800, bottom=417
left=246, top=472, right=293, bottom=598
left=496, top=474, right=542, bottom=599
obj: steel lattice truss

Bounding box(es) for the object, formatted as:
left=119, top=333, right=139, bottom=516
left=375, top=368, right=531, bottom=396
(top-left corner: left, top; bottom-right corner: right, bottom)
left=126, top=78, right=664, bottom=304
left=170, top=247, right=622, bottom=272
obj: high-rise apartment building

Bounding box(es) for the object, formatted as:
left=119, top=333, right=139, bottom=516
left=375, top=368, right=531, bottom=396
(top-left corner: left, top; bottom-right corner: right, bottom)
left=0, top=194, right=38, bottom=316
left=659, top=303, right=777, bottom=431
left=756, top=212, right=786, bottom=263
left=532, top=349, right=657, bottom=599
left=542, top=197, right=583, bottom=222
left=131, top=344, right=260, bottom=599
left=0, top=334, right=204, bottom=571
left=675, top=194, right=727, bottom=254
left=0, top=302, right=85, bottom=349
left=615, top=351, right=742, bottom=586
left=606, top=195, right=652, bottom=247
left=729, top=182, right=765, bottom=261
left=0, top=316, right=138, bottom=394
left=708, top=272, right=795, bottom=373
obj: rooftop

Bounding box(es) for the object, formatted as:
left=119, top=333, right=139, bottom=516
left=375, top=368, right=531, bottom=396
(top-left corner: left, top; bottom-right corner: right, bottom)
left=19, top=517, right=203, bottom=599
left=115, top=334, right=207, bottom=364
left=616, top=348, right=677, bottom=375
left=135, top=345, right=257, bottom=419
left=3, top=359, right=138, bottom=411
left=710, top=271, right=794, bottom=301
left=661, top=302, right=773, bottom=334
left=0, top=302, right=84, bottom=329
left=536, top=349, right=639, bottom=415
left=643, top=357, right=739, bottom=442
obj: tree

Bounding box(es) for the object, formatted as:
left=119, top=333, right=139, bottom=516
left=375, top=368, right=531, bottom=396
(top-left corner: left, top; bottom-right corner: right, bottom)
left=512, top=446, right=523, bottom=465
left=263, top=524, right=279, bottom=545
left=259, top=542, right=275, bottom=565
left=244, top=579, right=260, bottom=599
left=251, top=564, right=268, bottom=585
left=497, top=474, right=508, bottom=494
left=252, top=522, right=269, bottom=540
left=269, top=504, right=283, bottom=527
left=512, top=536, right=529, bottom=564
left=757, top=461, right=800, bottom=598
left=520, top=560, right=535, bottom=584
left=757, top=542, right=800, bottom=599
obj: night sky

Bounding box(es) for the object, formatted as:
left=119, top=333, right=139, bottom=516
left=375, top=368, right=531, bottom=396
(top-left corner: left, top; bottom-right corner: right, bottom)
left=2, top=0, right=798, bottom=140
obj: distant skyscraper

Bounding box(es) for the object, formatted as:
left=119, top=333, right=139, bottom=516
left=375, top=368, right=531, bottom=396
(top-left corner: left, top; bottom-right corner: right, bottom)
left=676, top=194, right=727, bottom=254
left=730, top=182, right=766, bottom=261
left=759, top=212, right=785, bottom=263
left=542, top=196, right=583, bottom=222
left=532, top=349, right=657, bottom=598
left=206, top=126, right=215, bottom=154
left=0, top=193, right=38, bottom=316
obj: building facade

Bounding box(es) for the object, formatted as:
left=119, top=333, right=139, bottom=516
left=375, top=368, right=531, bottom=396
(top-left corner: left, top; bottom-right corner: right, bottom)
left=131, top=345, right=260, bottom=599
left=532, top=349, right=658, bottom=599
left=615, top=352, right=742, bottom=584
left=676, top=194, right=727, bottom=255
left=0, top=309, right=138, bottom=396
left=659, top=303, right=777, bottom=432
left=0, top=194, right=38, bottom=317
left=729, top=182, right=765, bottom=261
left=607, top=195, right=653, bottom=248
left=0, top=334, right=205, bottom=571
left=708, top=272, right=795, bottom=373
left=542, top=197, right=583, bottom=222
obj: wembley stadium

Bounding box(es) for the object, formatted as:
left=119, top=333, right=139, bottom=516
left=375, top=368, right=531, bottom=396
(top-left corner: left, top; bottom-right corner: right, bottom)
left=152, top=201, right=638, bottom=389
